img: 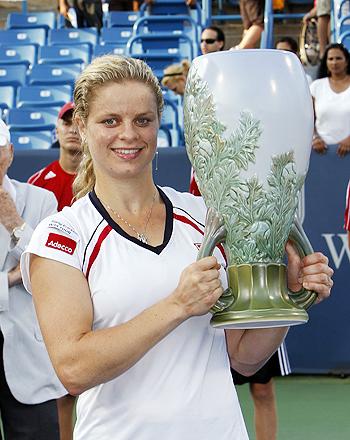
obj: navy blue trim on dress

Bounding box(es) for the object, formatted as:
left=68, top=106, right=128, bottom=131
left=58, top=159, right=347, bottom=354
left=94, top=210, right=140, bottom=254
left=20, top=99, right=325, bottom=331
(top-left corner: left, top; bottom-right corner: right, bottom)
left=88, top=186, right=173, bottom=255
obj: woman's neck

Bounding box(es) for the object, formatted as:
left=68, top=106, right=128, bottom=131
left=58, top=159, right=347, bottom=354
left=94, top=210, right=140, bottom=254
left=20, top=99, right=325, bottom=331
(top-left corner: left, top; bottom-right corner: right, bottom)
left=330, top=72, right=349, bottom=81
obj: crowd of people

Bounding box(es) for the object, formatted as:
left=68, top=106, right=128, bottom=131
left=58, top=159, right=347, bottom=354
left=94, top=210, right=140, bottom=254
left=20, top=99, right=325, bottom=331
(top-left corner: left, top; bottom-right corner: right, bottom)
left=0, top=0, right=348, bottom=439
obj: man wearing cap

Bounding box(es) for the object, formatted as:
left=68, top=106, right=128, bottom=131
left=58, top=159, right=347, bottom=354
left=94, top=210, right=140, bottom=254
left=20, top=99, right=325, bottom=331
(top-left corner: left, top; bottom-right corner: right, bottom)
left=0, top=119, right=66, bottom=438
left=28, top=102, right=81, bottom=211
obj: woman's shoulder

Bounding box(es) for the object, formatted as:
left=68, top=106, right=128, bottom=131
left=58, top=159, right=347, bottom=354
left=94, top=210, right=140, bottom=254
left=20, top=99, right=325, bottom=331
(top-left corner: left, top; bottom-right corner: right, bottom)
left=310, top=77, right=328, bottom=94
left=160, top=186, right=207, bottom=218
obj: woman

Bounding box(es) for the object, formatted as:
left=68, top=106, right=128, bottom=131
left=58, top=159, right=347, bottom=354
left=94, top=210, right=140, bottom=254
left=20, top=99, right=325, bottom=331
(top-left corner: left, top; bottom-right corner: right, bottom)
left=161, top=60, right=190, bottom=96
left=310, top=43, right=350, bottom=157
left=20, top=55, right=333, bottom=440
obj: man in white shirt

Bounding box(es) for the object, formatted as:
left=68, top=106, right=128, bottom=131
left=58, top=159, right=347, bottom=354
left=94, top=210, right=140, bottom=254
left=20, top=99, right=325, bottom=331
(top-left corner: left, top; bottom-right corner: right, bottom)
left=0, top=119, right=66, bottom=439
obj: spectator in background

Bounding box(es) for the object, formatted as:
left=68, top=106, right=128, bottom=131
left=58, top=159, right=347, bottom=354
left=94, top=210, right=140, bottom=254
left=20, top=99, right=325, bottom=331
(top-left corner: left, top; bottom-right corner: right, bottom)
left=28, top=103, right=82, bottom=212
left=345, top=180, right=350, bottom=248
left=231, top=0, right=264, bottom=49
left=303, top=0, right=330, bottom=60
left=275, top=36, right=313, bottom=84
left=310, top=43, right=350, bottom=157
left=58, top=0, right=103, bottom=29
left=161, top=60, right=191, bottom=96
left=0, top=119, right=66, bottom=439
left=200, top=26, right=225, bottom=55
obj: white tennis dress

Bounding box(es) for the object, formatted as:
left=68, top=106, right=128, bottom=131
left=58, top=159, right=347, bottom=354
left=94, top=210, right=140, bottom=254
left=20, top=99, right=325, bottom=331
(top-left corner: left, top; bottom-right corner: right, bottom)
left=21, top=187, right=249, bottom=440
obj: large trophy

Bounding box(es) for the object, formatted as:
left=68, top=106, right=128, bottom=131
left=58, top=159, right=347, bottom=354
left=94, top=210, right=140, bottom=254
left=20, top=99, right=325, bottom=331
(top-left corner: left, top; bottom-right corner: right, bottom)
left=184, top=50, right=317, bottom=329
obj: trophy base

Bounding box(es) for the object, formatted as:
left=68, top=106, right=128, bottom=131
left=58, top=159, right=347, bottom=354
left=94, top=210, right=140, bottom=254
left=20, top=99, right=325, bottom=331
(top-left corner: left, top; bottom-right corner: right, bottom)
left=210, top=308, right=308, bottom=329
left=210, top=263, right=311, bottom=329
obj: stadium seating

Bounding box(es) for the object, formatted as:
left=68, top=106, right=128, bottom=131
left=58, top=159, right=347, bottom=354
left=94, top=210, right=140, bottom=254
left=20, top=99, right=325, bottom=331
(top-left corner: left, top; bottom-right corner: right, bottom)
left=48, top=28, right=98, bottom=52
left=11, top=130, right=53, bottom=150
left=134, top=53, right=183, bottom=78
left=0, top=64, right=27, bottom=88
left=93, top=44, right=126, bottom=57
left=6, top=12, right=56, bottom=31
left=27, top=63, right=81, bottom=86
left=0, top=86, right=16, bottom=110
left=38, top=44, right=91, bottom=66
left=0, top=28, right=47, bottom=47
left=99, top=27, right=133, bottom=45
left=127, top=33, right=196, bottom=59
left=17, top=85, right=72, bottom=108
left=0, top=44, right=36, bottom=67
left=106, top=11, right=139, bottom=28
left=6, top=107, right=59, bottom=132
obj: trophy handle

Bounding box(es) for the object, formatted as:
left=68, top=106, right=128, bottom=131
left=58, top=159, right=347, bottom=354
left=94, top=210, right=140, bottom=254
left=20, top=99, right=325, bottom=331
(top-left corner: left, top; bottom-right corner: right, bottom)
left=287, top=217, right=318, bottom=309
left=197, top=208, right=234, bottom=313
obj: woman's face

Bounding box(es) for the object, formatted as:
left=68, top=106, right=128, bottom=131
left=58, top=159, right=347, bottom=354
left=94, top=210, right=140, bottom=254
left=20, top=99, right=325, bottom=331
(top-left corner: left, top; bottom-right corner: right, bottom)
left=79, top=80, right=159, bottom=183
left=326, top=48, right=348, bottom=76
left=166, top=77, right=186, bottom=96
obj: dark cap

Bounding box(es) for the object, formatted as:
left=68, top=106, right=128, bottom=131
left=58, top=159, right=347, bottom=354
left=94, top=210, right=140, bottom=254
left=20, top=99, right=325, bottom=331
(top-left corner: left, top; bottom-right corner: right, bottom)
left=58, top=102, right=75, bottom=120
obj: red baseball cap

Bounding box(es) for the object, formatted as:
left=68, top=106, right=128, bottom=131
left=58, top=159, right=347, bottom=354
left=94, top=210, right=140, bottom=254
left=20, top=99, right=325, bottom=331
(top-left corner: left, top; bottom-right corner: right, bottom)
left=58, top=102, right=75, bottom=120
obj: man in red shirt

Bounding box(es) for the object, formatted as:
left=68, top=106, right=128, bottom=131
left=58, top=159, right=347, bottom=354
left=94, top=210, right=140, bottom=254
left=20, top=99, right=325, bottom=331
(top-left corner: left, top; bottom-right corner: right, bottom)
left=28, top=102, right=81, bottom=211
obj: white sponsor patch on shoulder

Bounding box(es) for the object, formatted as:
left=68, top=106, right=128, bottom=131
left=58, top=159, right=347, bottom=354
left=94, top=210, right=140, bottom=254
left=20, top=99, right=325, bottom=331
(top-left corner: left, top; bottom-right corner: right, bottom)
left=48, top=220, right=79, bottom=241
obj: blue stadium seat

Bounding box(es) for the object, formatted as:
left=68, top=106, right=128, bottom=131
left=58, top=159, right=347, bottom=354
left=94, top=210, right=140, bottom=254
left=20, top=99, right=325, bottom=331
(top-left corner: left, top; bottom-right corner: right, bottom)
left=339, top=30, right=350, bottom=49
left=27, top=64, right=81, bottom=86
left=126, top=33, right=196, bottom=59
left=0, top=28, right=47, bottom=47
left=158, top=125, right=172, bottom=147
left=48, top=28, right=98, bottom=52
left=0, top=64, right=27, bottom=88
left=6, top=107, right=59, bottom=132
left=17, top=85, right=72, bottom=108
left=141, top=0, right=190, bottom=15
left=6, top=12, right=56, bottom=31
left=11, top=130, right=53, bottom=150
left=0, top=86, right=16, bottom=110
left=93, top=44, right=126, bottom=57
left=161, top=98, right=183, bottom=145
left=38, top=44, right=91, bottom=66
left=339, top=15, right=350, bottom=35
left=106, top=11, right=139, bottom=28
left=338, top=0, right=350, bottom=19
left=0, top=45, right=36, bottom=67
left=100, top=27, right=133, bottom=44
left=133, top=15, right=200, bottom=46
left=134, top=53, right=183, bottom=79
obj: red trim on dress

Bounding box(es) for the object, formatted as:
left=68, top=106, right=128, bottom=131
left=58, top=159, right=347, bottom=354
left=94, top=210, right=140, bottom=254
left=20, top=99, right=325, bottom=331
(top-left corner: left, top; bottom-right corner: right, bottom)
left=173, top=213, right=227, bottom=264
left=86, top=225, right=113, bottom=279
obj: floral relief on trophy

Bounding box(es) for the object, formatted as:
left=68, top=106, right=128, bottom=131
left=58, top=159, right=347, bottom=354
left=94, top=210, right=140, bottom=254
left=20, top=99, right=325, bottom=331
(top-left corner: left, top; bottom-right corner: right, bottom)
left=184, top=68, right=306, bottom=266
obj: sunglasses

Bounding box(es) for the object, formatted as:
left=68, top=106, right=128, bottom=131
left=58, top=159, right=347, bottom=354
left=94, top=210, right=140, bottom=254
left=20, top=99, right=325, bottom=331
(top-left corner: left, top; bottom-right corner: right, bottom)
left=201, top=38, right=217, bottom=44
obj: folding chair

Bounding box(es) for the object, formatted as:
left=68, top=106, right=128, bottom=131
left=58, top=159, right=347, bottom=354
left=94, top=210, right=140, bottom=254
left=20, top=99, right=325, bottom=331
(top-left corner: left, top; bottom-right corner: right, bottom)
left=6, top=12, right=56, bottom=31
left=0, top=28, right=47, bottom=47
left=11, top=130, right=53, bottom=150
left=48, top=28, right=98, bottom=53
left=6, top=107, right=59, bottom=132
left=38, top=44, right=91, bottom=66
left=0, top=86, right=16, bottom=110
left=93, top=44, right=126, bottom=57
left=100, top=27, right=133, bottom=45
left=134, top=53, right=183, bottom=79
left=106, top=11, right=140, bottom=28
left=0, top=64, right=27, bottom=88
left=0, top=45, right=36, bottom=67
left=17, top=85, right=72, bottom=108
left=27, top=64, right=81, bottom=87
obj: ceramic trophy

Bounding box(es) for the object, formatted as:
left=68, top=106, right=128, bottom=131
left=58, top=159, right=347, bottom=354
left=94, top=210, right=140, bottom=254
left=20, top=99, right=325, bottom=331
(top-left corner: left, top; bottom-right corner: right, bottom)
left=184, top=50, right=317, bottom=329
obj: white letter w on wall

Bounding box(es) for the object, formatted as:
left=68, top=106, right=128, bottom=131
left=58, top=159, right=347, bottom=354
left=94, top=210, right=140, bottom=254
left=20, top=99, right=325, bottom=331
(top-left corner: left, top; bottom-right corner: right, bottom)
left=322, top=234, right=350, bottom=269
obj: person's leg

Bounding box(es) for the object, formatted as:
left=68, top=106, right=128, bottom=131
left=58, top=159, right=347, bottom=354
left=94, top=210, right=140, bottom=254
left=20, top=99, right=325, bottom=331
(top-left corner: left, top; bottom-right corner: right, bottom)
left=317, top=14, right=330, bottom=59
left=250, top=380, right=277, bottom=440
left=57, top=394, right=76, bottom=440
left=237, top=24, right=263, bottom=48
left=0, top=333, right=60, bottom=440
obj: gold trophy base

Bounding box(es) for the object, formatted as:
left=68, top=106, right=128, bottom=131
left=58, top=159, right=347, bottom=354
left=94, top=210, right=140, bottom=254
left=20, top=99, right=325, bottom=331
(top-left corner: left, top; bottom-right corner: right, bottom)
left=210, top=263, right=309, bottom=330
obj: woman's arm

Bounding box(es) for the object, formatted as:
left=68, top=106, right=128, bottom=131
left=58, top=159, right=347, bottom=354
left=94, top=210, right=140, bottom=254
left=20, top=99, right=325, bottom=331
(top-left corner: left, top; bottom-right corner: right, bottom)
left=30, top=255, right=223, bottom=395
left=225, top=245, right=333, bottom=375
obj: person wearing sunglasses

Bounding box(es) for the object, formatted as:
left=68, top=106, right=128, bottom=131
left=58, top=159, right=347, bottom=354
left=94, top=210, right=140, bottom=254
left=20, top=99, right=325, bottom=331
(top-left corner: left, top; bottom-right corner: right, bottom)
left=200, top=26, right=225, bottom=55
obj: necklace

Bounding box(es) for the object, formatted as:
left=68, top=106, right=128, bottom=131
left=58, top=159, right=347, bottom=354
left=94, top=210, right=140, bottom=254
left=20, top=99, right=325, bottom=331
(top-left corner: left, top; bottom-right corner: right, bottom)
left=103, top=190, right=157, bottom=245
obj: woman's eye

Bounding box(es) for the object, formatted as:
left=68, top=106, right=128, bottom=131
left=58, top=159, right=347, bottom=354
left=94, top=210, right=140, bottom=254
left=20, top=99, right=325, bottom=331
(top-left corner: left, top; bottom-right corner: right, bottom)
left=136, top=118, right=149, bottom=126
left=104, top=118, right=116, bottom=126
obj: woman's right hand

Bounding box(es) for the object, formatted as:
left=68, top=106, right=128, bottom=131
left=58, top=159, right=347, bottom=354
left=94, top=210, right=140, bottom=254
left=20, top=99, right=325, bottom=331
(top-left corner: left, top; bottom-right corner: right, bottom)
left=171, top=256, right=224, bottom=318
left=312, top=136, right=327, bottom=154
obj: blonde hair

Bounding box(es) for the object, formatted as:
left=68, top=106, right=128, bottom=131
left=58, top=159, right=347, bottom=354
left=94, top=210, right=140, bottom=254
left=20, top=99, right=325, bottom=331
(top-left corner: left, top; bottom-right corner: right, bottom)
left=73, top=55, right=164, bottom=199
left=161, top=59, right=191, bottom=88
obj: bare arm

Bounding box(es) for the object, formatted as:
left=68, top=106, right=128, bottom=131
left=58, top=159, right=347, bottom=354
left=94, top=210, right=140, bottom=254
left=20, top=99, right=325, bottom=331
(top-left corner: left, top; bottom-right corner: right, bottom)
left=30, top=255, right=223, bottom=395
left=226, top=244, right=333, bottom=375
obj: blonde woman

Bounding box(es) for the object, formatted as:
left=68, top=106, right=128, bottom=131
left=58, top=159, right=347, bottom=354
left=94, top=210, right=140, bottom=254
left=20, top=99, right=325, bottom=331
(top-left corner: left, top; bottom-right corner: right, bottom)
left=161, top=59, right=191, bottom=96
left=20, top=55, right=333, bottom=440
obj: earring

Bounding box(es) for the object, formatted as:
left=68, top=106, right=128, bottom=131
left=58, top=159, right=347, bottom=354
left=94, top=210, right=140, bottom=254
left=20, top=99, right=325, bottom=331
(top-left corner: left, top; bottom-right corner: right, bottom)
left=155, top=150, right=159, bottom=171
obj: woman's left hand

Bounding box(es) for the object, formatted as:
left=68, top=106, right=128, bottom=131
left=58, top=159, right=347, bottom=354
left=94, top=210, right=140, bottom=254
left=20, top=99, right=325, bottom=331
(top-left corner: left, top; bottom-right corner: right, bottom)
left=285, top=241, right=333, bottom=303
left=337, top=137, right=350, bottom=157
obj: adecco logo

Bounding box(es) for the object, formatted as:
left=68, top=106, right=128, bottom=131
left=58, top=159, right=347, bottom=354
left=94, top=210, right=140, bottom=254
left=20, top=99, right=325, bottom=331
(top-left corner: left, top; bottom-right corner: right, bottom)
left=45, top=233, right=77, bottom=255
